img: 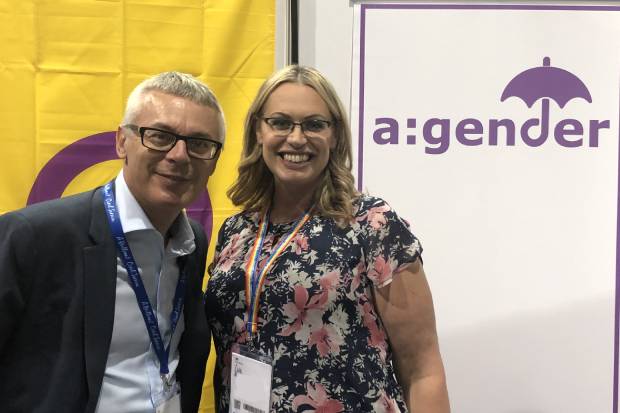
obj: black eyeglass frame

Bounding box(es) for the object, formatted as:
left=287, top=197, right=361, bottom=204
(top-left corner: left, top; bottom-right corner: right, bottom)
left=261, top=117, right=334, bottom=135
left=123, top=124, right=222, bottom=160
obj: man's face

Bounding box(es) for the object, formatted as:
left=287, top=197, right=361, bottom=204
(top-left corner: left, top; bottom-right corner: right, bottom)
left=116, top=91, right=222, bottom=222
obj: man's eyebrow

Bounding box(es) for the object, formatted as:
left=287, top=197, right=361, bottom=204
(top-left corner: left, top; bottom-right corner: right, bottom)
left=189, top=133, right=217, bottom=141
left=149, top=122, right=174, bottom=131
left=148, top=122, right=215, bottom=140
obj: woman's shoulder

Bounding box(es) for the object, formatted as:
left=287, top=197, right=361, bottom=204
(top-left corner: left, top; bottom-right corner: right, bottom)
left=352, top=193, right=393, bottom=217
left=225, top=209, right=254, bottom=222
left=351, top=193, right=415, bottom=232
left=219, top=209, right=260, bottom=232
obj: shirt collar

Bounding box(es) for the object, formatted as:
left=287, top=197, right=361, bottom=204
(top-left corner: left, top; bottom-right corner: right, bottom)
left=114, top=171, right=196, bottom=256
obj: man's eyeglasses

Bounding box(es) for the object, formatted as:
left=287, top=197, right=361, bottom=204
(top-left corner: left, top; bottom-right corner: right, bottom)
left=123, top=124, right=222, bottom=160
left=262, top=117, right=333, bottom=136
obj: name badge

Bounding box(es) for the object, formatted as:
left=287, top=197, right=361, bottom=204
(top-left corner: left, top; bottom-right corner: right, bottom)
left=229, top=345, right=273, bottom=413
left=156, top=392, right=181, bottom=413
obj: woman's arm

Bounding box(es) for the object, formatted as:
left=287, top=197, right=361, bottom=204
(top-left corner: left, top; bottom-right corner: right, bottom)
left=374, top=259, right=450, bottom=413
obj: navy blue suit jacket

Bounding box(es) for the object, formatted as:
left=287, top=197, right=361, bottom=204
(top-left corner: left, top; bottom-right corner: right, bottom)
left=0, top=187, right=210, bottom=412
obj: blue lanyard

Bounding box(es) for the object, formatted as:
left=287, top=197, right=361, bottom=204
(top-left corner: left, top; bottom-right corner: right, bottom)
left=102, top=182, right=186, bottom=380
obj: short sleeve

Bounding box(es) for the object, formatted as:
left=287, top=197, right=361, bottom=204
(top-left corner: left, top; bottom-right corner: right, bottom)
left=355, top=196, right=422, bottom=288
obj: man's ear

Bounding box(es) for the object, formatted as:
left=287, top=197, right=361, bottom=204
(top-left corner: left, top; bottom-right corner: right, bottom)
left=115, top=126, right=127, bottom=159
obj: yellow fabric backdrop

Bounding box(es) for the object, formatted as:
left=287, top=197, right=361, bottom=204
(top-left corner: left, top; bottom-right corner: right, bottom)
left=0, top=1, right=275, bottom=411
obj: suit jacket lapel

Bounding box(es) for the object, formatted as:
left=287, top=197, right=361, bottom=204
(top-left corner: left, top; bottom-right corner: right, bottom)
left=83, top=187, right=117, bottom=411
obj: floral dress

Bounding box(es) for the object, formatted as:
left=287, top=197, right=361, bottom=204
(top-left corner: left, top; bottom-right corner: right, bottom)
left=205, top=195, right=422, bottom=413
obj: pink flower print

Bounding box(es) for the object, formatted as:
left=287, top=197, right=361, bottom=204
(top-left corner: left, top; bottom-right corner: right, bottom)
left=357, top=204, right=391, bottom=229
left=367, top=255, right=394, bottom=287
left=372, top=391, right=402, bottom=413
left=319, top=271, right=339, bottom=291
left=255, top=255, right=269, bottom=274
left=362, top=302, right=388, bottom=361
left=308, top=323, right=344, bottom=357
left=233, top=316, right=248, bottom=341
left=217, top=233, right=244, bottom=272
left=292, top=233, right=310, bottom=254
left=348, top=262, right=365, bottom=296
left=318, top=270, right=340, bottom=303
left=292, top=382, right=344, bottom=413
left=279, top=285, right=324, bottom=342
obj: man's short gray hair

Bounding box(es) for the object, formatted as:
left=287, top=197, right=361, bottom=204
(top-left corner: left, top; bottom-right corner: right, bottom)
left=122, top=71, right=226, bottom=140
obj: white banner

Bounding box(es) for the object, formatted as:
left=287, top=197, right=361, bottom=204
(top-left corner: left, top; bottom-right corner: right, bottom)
left=352, top=3, right=620, bottom=412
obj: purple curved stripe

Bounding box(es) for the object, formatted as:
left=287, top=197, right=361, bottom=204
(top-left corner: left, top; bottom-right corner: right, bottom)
left=501, top=64, right=592, bottom=108
left=28, top=131, right=118, bottom=204
left=186, top=190, right=213, bottom=238
left=27, top=131, right=213, bottom=238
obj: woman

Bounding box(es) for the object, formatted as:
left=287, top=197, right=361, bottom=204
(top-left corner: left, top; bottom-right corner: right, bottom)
left=205, top=65, right=450, bottom=412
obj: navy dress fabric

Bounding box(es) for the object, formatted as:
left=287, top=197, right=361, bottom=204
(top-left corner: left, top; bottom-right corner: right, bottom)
left=205, top=195, right=422, bottom=412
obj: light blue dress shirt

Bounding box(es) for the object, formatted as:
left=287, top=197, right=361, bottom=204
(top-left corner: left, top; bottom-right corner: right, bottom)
left=95, top=172, right=196, bottom=413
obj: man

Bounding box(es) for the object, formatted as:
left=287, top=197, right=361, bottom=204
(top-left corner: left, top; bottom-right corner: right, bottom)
left=0, top=72, right=225, bottom=412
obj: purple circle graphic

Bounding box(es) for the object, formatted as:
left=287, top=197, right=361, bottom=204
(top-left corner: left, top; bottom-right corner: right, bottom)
left=27, top=131, right=213, bottom=237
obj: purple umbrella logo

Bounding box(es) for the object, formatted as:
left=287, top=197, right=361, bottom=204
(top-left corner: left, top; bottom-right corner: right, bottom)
left=27, top=131, right=213, bottom=237
left=500, top=57, right=593, bottom=146
left=371, top=56, right=610, bottom=154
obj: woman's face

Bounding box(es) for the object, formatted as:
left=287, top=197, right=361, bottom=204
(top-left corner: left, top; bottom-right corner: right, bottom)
left=256, top=82, right=336, bottom=195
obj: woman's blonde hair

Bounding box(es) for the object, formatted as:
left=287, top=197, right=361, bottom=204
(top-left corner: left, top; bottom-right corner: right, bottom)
left=227, top=65, right=359, bottom=224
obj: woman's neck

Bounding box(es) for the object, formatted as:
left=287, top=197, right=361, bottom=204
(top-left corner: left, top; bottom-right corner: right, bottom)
left=270, top=186, right=314, bottom=224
